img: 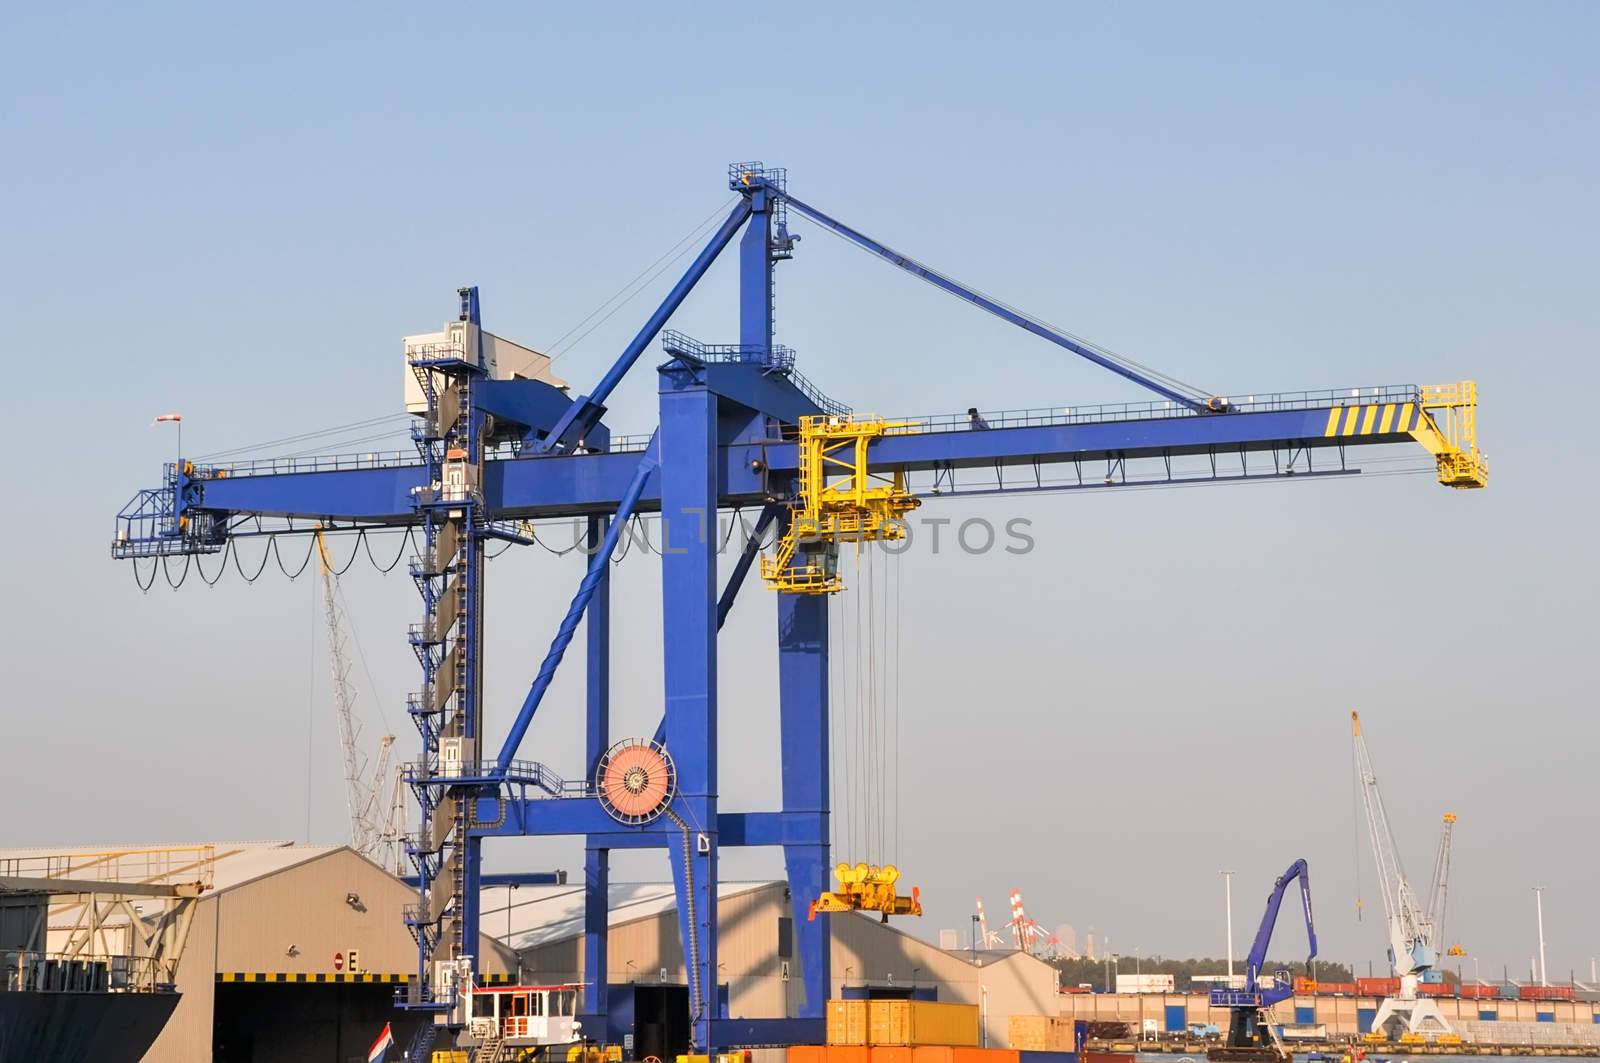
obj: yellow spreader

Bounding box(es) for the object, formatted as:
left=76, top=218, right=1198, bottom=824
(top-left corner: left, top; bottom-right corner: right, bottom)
left=810, top=862, right=922, bottom=923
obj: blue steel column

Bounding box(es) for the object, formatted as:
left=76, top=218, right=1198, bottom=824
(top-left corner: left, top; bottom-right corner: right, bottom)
left=584, top=514, right=611, bottom=1025
left=739, top=183, right=773, bottom=352
left=659, top=375, right=719, bottom=1051
left=777, top=590, right=831, bottom=1017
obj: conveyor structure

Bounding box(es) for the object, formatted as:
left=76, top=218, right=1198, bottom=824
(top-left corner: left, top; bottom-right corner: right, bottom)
left=110, top=163, right=1486, bottom=1057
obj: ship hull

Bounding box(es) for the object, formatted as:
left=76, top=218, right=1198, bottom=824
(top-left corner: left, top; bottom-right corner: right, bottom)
left=0, top=991, right=179, bottom=1063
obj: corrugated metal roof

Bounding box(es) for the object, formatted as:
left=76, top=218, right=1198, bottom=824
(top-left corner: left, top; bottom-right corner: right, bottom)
left=481, top=880, right=782, bottom=950
left=0, top=840, right=344, bottom=895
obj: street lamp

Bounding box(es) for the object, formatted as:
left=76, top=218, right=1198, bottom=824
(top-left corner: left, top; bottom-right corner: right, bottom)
left=1221, top=870, right=1235, bottom=980
left=1533, top=887, right=1548, bottom=987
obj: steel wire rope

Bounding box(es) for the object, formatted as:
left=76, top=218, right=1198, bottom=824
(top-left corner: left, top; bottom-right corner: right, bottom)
left=828, top=586, right=841, bottom=856
left=893, top=544, right=902, bottom=863
left=331, top=566, right=395, bottom=734
left=544, top=197, right=743, bottom=364
left=196, top=413, right=412, bottom=461
left=801, top=218, right=1209, bottom=400
left=279, top=429, right=416, bottom=460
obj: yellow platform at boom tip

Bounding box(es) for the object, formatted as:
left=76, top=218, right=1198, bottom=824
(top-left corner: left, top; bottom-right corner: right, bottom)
left=763, top=415, right=921, bottom=594
left=810, top=862, right=923, bottom=922
left=1321, top=380, right=1488, bottom=489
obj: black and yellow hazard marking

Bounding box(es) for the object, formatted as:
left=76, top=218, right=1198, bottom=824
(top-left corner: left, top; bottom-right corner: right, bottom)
left=217, top=971, right=513, bottom=984
left=1323, top=402, right=1420, bottom=437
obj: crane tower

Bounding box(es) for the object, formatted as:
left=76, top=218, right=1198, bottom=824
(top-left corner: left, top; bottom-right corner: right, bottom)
left=1351, top=710, right=1454, bottom=1036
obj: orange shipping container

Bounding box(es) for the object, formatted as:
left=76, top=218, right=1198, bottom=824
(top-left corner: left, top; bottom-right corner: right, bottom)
left=871, top=1047, right=914, bottom=1063
left=791, top=1048, right=831, bottom=1063
left=913, top=1048, right=1020, bottom=1063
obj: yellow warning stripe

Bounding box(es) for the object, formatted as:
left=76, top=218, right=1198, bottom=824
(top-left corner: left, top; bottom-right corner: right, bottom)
left=216, top=971, right=513, bottom=985
left=1323, top=403, right=1419, bottom=438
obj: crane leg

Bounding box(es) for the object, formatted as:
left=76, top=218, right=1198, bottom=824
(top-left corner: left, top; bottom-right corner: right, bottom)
left=778, top=590, right=831, bottom=1018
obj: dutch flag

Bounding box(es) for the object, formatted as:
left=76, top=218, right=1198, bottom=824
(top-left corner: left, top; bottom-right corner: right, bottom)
left=367, top=1022, right=395, bottom=1063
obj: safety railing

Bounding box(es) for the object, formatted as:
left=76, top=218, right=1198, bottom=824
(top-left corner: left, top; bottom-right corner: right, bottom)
left=1, top=950, right=173, bottom=994
left=406, top=341, right=472, bottom=366
left=661, top=330, right=849, bottom=415
left=875, top=385, right=1425, bottom=437
left=0, top=845, right=215, bottom=891
left=403, top=759, right=588, bottom=797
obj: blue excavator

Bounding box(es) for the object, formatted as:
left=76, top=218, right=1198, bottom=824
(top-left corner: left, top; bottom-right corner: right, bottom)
left=1207, top=859, right=1318, bottom=1063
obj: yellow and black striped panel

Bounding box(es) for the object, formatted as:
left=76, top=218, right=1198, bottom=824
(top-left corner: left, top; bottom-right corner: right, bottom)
left=216, top=971, right=514, bottom=985
left=1322, top=403, right=1420, bottom=438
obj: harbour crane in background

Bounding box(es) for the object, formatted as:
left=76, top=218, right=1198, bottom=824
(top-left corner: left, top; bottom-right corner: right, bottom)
left=1427, top=812, right=1466, bottom=962
left=316, top=532, right=408, bottom=874
left=1007, top=888, right=1059, bottom=957
left=1208, top=859, right=1317, bottom=1063
left=111, top=163, right=1487, bottom=1058
left=1350, top=711, right=1454, bottom=1036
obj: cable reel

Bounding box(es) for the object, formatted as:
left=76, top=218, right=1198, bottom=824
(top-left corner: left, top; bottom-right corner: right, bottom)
left=595, top=739, right=676, bottom=825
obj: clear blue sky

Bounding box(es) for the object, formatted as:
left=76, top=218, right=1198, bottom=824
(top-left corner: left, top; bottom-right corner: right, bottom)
left=3, top=2, right=1596, bottom=982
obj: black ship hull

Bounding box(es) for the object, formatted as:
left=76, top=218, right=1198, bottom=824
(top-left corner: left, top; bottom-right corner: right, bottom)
left=0, top=991, right=179, bottom=1062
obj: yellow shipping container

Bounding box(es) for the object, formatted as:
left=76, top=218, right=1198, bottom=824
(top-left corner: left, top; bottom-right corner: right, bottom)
left=868, top=1001, right=979, bottom=1047
left=828, top=999, right=870, bottom=1045
left=1007, top=1015, right=1075, bottom=1052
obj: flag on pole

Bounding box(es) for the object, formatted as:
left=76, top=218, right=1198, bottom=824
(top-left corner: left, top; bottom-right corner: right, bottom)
left=367, top=1022, right=394, bottom=1063
left=152, top=413, right=182, bottom=425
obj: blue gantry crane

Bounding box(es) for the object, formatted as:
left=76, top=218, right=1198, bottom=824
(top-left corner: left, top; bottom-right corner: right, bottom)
left=1209, top=860, right=1318, bottom=1063
left=111, top=163, right=1485, bottom=1058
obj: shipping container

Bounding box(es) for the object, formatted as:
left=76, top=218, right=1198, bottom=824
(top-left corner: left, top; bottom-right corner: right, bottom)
left=872, top=1047, right=915, bottom=1063
left=1520, top=985, right=1576, bottom=1001
left=869, top=1001, right=980, bottom=1047
left=1314, top=982, right=1358, bottom=996
left=1009, top=1016, right=1077, bottom=1052
left=829, top=1000, right=869, bottom=1045
left=1356, top=978, right=1401, bottom=997
left=1458, top=984, right=1500, bottom=1000
left=1417, top=982, right=1454, bottom=997
left=911, top=1047, right=1021, bottom=1063
left=1114, top=974, right=1175, bottom=994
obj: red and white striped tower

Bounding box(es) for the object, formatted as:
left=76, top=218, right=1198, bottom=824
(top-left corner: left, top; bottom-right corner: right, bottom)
left=976, top=897, right=992, bottom=950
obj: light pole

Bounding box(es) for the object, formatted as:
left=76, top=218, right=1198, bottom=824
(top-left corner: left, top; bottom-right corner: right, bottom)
left=1221, top=869, right=1235, bottom=981
left=1533, top=887, right=1548, bottom=987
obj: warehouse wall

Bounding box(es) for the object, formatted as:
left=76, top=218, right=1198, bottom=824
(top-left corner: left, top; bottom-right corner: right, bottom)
left=148, top=848, right=516, bottom=1063
left=1055, top=991, right=1600, bottom=1036
left=517, top=883, right=1060, bottom=1048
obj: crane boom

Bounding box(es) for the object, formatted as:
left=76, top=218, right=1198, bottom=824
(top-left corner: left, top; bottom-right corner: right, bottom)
left=316, top=531, right=405, bottom=866
left=1351, top=710, right=1433, bottom=977
left=1352, top=711, right=1454, bottom=1037
left=1426, top=812, right=1457, bottom=955
left=1209, top=859, right=1317, bottom=1062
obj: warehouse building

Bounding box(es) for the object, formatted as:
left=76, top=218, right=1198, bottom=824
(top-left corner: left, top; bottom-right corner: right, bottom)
left=2, top=842, right=516, bottom=1063
left=484, top=879, right=1060, bottom=1055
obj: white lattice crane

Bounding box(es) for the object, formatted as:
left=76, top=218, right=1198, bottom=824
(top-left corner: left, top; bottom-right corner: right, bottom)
left=317, top=532, right=408, bottom=874
left=1351, top=710, right=1453, bottom=1036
